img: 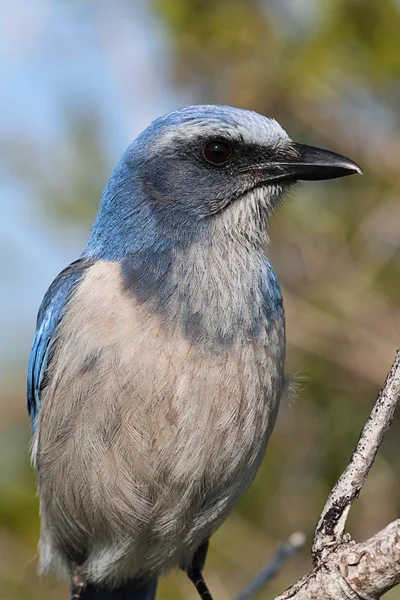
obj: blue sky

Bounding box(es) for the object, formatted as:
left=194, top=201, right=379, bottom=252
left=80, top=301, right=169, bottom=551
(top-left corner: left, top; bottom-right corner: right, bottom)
left=0, top=0, right=185, bottom=373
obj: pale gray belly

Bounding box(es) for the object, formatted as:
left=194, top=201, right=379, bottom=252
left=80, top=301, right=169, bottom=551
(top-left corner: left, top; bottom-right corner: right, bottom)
left=36, top=261, right=285, bottom=584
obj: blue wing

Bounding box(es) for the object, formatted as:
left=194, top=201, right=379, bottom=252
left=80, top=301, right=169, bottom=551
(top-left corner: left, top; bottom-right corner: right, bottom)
left=27, top=259, right=91, bottom=431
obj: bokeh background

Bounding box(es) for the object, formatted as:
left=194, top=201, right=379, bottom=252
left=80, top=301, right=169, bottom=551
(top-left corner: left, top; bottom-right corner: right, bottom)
left=1, top=1, right=400, bottom=598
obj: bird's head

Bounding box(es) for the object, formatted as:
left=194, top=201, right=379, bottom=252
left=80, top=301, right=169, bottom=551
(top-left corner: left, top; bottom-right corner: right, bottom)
left=87, top=105, right=361, bottom=258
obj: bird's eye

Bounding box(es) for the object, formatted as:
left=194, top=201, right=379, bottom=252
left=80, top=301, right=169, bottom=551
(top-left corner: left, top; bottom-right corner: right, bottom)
left=203, top=140, right=232, bottom=165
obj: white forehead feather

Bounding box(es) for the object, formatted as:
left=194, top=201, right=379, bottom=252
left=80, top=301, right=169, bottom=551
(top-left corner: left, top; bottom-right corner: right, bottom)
left=142, top=105, right=290, bottom=152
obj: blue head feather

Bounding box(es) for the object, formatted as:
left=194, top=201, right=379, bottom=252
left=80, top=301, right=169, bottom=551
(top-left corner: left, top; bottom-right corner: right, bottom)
left=84, top=105, right=289, bottom=260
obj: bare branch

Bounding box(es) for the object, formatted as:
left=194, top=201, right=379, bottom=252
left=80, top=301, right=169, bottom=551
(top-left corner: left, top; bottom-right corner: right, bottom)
left=235, top=532, right=306, bottom=600
left=263, top=351, right=400, bottom=600
left=276, top=520, right=400, bottom=600
left=312, top=349, right=400, bottom=564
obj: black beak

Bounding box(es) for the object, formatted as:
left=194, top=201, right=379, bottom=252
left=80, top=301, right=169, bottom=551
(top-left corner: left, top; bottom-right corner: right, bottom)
left=250, top=143, right=363, bottom=183
left=287, top=143, right=363, bottom=181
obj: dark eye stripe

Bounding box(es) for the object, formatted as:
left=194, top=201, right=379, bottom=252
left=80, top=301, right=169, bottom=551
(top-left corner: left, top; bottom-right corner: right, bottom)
left=204, top=140, right=232, bottom=165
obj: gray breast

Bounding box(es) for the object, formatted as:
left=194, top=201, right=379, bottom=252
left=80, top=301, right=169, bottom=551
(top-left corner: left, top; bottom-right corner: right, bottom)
left=36, top=258, right=285, bottom=585
left=121, top=233, right=285, bottom=355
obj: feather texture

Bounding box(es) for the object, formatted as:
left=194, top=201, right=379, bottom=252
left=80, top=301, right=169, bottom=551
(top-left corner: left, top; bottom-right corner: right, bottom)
left=36, top=258, right=284, bottom=584
left=27, top=259, right=92, bottom=433
left=27, top=105, right=301, bottom=592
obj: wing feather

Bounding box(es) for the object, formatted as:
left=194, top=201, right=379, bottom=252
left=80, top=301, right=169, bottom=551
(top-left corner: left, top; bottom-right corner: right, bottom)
left=27, top=259, right=92, bottom=430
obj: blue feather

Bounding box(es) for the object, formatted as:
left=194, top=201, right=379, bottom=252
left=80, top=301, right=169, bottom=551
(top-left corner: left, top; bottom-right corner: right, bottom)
left=27, top=259, right=92, bottom=431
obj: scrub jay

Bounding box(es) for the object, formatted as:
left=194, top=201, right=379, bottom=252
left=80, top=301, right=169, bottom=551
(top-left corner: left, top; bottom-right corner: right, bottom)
left=27, top=105, right=361, bottom=600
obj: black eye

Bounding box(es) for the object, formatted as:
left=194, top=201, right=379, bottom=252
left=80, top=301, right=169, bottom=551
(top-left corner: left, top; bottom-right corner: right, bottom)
left=204, top=140, right=232, bottom=165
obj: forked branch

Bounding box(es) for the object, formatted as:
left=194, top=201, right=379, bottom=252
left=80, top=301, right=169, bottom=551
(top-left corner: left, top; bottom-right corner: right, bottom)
left=277, top=350, right=400, bottom=600
left=238, top=350, right=400, bottom=600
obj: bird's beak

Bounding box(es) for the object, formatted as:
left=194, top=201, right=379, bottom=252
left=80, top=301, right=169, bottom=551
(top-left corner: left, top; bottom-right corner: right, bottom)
left=271, top=142, right=362, bottom=181
left=252, top=143, right=363, bottom=183
left=286, top=143, right=363, bottom=181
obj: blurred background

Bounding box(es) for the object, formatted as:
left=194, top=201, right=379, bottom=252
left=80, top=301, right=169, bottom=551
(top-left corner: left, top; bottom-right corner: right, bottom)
left=1, top=0, right=400, bottom=598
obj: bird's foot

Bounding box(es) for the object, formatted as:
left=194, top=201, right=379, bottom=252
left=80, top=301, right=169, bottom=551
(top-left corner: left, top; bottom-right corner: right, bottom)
left=186, top=540, right=214, bottom=600
left=187, top=567, right=214, bottom=600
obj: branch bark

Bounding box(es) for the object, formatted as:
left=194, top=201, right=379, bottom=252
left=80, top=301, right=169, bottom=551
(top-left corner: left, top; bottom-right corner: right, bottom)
left=313, top=350, right=400, bottom=564
left=273, top=350, right=400, bottom=600
left=276, top=520, right=400, bottom=600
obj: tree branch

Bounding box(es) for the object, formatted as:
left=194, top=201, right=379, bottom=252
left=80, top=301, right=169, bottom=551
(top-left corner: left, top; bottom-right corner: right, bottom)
left=276, top=520, right=400, bottom=600
left=271, top=350, right=400, bottom=600
left=312, top=349, right=400, bottom=564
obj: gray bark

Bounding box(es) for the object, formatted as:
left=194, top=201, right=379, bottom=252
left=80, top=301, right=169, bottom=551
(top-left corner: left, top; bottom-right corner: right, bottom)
left=274, top=350, right=400, bottom=600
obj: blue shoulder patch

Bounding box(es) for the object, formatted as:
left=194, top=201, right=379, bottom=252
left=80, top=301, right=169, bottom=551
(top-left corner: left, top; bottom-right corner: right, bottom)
left=27, top=259, right=92, bottom=431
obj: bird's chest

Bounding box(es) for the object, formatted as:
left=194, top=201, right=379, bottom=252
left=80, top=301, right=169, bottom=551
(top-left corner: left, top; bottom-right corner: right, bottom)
left=87, top=282, right=285, bottom=471
left=120, top=247, right=286, bottom=456
left=38, top=260, right=285, bottom=573
left=110, top=297, right=285, bottom=551
left=44, top=257, right=285, bottom=463
left=117, top=256, right=286, bottom=507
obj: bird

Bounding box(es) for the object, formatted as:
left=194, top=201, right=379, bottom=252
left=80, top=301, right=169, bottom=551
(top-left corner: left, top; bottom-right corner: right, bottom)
left=27, top=104, right=362, bottom=600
